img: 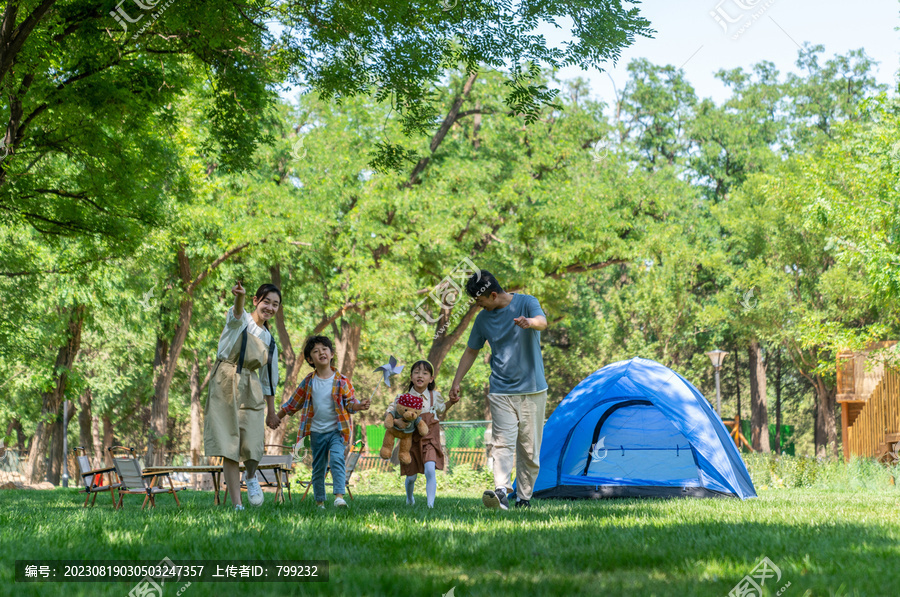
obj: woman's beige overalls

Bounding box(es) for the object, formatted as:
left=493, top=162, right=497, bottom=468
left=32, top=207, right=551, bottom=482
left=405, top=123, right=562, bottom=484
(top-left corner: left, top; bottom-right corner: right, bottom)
left=204, top=328, right=274, bottom=462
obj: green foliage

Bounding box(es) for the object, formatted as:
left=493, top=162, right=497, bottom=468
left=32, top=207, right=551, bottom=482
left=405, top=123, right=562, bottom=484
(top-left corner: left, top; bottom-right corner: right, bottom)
left=4, top=41, right=900, bottom=462
left=0, top=0, right=653, bottom=242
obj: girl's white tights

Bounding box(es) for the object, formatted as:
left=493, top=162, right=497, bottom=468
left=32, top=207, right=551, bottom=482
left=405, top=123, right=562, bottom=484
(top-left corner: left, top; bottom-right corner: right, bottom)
left=405, top=461, right=437, bottom=507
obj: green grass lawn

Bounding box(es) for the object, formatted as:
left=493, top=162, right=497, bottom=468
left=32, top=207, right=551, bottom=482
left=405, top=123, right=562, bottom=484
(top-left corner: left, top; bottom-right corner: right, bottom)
left=2, top=473, right=900, bottom=597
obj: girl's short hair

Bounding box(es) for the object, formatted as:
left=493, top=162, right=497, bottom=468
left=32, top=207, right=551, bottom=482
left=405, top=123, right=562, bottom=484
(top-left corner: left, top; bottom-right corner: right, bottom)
left=303, top=335, right=334, bottom=367
left=407, top=360, right=436, bottom=392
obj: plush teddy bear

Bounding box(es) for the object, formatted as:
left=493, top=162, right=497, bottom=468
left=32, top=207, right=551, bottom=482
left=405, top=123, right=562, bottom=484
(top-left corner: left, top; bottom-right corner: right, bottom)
left=380, top=393, right=429, bottom=465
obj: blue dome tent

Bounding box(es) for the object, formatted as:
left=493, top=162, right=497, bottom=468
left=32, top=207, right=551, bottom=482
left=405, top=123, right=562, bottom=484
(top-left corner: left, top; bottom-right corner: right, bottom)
left=525, top=357, right=756, bottom=500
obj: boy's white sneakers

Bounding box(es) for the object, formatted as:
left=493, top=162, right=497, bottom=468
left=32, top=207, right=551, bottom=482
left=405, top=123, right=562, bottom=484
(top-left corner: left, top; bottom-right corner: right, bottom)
left=334, top=497, right=348, bottom=508
left=246, top=475, right=264, bottom=506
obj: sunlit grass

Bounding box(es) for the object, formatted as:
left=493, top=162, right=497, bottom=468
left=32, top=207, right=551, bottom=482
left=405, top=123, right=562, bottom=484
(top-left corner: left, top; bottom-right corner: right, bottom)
left=2, top=474, right=899, bottom=597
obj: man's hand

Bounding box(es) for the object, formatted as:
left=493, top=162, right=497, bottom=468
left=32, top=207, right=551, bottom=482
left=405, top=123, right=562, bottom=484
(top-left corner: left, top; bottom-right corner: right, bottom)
left=447, top=392, right=460, bottom=407
left=449, top=383, right=461, bottom=402
left=266, top=412, right=281, bottom=429
left=514, top=315, right=547, bottom=331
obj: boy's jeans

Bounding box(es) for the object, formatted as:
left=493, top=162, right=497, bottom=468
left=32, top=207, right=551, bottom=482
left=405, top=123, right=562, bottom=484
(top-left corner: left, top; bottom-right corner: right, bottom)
left=310, top=429, right=346, bottom=503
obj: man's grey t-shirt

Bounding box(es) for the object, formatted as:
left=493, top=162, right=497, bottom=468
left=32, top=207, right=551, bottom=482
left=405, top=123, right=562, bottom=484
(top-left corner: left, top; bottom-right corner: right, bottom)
left=466, top=293, right=547, bottom=395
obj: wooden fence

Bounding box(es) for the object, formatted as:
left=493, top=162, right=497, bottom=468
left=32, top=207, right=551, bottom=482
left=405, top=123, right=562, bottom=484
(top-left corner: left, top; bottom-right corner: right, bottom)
left=843, top=365, right=900, bottom=460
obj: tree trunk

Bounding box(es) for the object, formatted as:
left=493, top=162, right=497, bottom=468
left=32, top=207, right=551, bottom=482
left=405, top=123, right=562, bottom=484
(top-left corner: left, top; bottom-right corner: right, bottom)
left=733, top=346, right=741, bottom=421
left=48, top=400, right=75, bottom=486
left=333, top=316, right=363, bottom=379
left=267, top=265, right=299, bottom=449
left=91, top=413, right=103, bottom=469
left=472, top=100, right=482, bottom=149
left=775, top=349, right=782, bottom=455
left=47, top=411, right=62, bottom=485
left=189, top=350, right=213, bottom=484
left=24, top=305, right=85, bottom=483
left=6, top=419, right=25, bottom=451
left=147, top=246, right=194, bottom=466
left=427, top=302, right=481, bottom=372
left=814, top=376, right=837, bottom=458
left=748, top=340, right=770, bottom=453
left=78, top=388, right=93, bottom=460
left=102, top=415, right=114, bottom=466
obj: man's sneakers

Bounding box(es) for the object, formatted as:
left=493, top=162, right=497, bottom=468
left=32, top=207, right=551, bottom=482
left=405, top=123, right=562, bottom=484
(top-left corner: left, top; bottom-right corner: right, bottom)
left=334, top=496, right=348, bottom=508
left=246, top=475, right=264, bottom=506
left=482, top=487, right=510, bottom=511
left=515, top=499, right=531, bottom=509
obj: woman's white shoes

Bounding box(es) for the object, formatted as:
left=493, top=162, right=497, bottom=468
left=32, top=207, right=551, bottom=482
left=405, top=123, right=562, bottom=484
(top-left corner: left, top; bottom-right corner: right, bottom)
left=246, top=475, right=264, bottom=506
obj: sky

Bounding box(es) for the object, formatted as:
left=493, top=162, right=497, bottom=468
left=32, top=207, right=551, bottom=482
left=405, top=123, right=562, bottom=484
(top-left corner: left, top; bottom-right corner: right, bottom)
left=541, top=0, right=900, bottom=105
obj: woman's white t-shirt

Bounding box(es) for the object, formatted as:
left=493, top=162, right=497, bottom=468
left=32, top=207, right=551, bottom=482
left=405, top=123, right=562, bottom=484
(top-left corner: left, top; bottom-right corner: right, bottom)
left=216, top=307, right=279, bottom=396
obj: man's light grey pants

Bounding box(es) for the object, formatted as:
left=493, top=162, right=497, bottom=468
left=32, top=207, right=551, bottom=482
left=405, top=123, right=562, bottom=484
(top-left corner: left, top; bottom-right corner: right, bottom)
left=487, top=389, right=547, bottom=501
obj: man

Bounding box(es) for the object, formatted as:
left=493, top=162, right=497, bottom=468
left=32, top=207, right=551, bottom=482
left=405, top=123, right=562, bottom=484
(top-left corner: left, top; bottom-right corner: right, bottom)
left=449, top=271, right=548, bottom=510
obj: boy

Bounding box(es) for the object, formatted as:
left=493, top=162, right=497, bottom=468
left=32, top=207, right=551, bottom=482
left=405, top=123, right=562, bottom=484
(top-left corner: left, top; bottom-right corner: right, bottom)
left=276, top=335, right=370, bottom=508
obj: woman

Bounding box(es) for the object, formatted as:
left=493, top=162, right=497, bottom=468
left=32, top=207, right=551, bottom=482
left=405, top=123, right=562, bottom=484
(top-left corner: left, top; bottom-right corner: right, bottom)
left=204, top=281, right=282, bottom=510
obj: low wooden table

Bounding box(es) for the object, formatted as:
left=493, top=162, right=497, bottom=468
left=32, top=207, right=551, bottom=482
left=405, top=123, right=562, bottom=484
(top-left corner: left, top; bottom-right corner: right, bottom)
left=143, top=463, right=287, bottom=505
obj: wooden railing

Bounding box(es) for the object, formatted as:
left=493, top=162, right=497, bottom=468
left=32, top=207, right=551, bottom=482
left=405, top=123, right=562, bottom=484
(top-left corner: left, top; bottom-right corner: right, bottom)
left=448, top=448, right=487, bottom=468
left=353, top=447, right=488, bottom=472
left=844, top=365, right=900, bottom=460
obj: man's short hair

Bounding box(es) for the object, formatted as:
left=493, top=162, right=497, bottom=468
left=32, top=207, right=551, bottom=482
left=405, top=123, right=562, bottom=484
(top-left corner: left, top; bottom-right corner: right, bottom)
left=466, top=270, right=503, bottom=298
left=303, top=335, right=334, bottom=367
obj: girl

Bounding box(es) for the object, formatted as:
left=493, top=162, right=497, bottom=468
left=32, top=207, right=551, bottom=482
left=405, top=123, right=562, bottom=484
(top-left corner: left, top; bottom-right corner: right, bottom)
left=204, top=281, right=282, bottom=510
left=395, top=360, right=458, bottom=508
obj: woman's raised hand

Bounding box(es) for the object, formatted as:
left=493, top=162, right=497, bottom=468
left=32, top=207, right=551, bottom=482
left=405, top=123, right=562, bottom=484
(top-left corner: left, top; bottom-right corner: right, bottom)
left=232, top=281, right=246, bottom=297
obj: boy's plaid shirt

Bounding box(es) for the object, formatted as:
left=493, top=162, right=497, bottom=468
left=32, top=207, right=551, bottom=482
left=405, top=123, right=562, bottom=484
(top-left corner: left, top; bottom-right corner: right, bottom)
left=281, top=366, right=359, bottom=444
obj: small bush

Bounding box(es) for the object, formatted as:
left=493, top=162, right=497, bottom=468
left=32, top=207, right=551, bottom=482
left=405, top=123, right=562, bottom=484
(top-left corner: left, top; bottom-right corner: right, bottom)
left=743, top=453, right=898, bottom=491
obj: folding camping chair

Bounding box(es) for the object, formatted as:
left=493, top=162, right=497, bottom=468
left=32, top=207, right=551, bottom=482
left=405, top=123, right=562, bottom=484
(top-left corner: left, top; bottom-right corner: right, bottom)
left=108, top=446, right=187, bottom=510
left=241, top=444, right=297, bottom=502
left=300, top=440, right=363, bottom=501
left=73, top=446, right=121, bottom=508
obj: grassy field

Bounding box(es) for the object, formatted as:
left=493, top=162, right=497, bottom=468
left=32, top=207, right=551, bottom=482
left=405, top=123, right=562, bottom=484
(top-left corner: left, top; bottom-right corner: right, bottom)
left=1, top=460, right=899, bottom=597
